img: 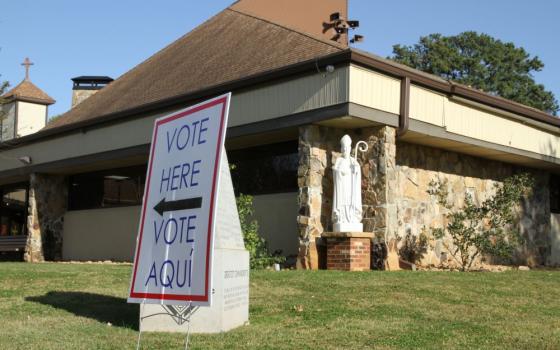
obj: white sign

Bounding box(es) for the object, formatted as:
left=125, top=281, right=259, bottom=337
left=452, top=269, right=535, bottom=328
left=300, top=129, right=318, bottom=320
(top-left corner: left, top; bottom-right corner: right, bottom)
left=129, top=93, right=231, bottom=306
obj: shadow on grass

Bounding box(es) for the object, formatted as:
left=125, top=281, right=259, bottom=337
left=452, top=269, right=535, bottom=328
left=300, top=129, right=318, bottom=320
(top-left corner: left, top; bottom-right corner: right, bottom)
left=26, top=291, right=139, bottom=330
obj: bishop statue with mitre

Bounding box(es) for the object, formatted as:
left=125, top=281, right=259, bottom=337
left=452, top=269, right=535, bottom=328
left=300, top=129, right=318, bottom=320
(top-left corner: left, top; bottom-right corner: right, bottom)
left=332, top=134, right=365, bottom=232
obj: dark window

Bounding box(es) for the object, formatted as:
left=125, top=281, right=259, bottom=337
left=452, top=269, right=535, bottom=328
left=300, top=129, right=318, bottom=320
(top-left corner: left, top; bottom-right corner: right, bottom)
left=68, top=165, right=147, bottom=210
left=228, top=141, right=298, bottom=196
left=0, top=183, right=29, bottom=236
left=551, top=175, right=560, bottom=214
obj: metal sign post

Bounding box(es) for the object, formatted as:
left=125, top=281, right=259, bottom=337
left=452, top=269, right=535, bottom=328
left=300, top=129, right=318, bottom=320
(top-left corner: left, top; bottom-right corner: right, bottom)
left=136, top=301, right=198, bottom=350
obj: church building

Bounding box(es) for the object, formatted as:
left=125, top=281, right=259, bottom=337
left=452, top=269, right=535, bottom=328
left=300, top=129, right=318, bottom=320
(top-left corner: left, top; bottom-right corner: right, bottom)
left=0, top=0, right=559, bottom=268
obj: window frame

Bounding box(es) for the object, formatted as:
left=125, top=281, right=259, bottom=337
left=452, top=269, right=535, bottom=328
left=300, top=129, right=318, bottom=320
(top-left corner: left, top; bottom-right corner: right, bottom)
left=67, top=165, right=147, bottom=211
left=0, top=182, right=30, bottom=237
left=228, top=141, right=299, bottom=196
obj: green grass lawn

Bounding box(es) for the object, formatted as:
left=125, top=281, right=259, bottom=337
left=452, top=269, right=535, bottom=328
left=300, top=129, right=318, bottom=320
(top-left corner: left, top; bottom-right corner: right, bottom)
left=0, top=263, right=558, bottom=349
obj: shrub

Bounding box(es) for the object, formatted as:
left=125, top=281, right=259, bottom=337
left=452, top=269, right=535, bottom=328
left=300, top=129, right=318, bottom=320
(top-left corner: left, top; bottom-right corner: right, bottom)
left=236, top=194, right=285, bottom=269
left=371, top=238, right=387, bottom=270
left=397, top=229, right=429, bottom=264
left=428, top=173, right=533, bottom=271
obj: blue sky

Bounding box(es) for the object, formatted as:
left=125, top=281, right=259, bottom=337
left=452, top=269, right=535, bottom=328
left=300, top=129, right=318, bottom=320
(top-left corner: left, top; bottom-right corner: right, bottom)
left=1, top=0, right=559, bottom=117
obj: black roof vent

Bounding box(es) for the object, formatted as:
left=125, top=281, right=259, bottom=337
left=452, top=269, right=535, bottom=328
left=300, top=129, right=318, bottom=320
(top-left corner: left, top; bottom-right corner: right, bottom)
left=72, top=76, right=114, bottom=90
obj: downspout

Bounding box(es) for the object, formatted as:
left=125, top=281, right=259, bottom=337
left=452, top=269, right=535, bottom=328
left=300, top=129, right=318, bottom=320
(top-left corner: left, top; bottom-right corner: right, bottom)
left=397, top=76, right=410, bottom=138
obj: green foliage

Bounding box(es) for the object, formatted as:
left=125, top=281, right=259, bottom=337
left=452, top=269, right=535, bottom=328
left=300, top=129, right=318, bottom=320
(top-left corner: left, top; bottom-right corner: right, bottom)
left=397, top=229, right=429, bottom=264
left=47, top=114, right=63, bottom=124
left=0, top=79, right=9, bottom=121
left=391, top=31, right=559, bottom=115
left=428, top=173, right=534, bottom=271
left=2, top=263, right=560, bottom=349
left=0, top=80, right=8, bottom=97
left=236, top=193, right=285, bottom=269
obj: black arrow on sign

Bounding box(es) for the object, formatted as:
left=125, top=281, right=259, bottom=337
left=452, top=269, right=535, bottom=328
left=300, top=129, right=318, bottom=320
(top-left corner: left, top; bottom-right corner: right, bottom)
left=154, top=197, right=203, bottom=216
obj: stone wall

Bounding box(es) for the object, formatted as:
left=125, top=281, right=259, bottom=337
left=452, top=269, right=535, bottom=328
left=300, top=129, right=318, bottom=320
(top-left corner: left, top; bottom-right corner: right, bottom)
left=359, top=126, right=397, bottom=238
left=72, top=89, right=98, bottom=108
left=25, top=174, right=68, bottom=262
left=297, top=125, right=341, bottom=269
left=297, top=122, right=552, bottom=269
left=395, top=142, right=551, bottom=266
left=297, top=125, right=395, bottom=269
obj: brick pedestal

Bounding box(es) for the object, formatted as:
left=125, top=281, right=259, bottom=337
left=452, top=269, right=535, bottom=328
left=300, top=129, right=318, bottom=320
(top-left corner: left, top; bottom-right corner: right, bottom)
left=322, top=232, right=374, bottom=271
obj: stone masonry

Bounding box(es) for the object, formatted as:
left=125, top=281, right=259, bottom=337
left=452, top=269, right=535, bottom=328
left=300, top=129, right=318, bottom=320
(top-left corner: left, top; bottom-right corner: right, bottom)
left=297, top=123, right=553, bottom=269
left=297, top=125, right=395, bottom=269
left=395, top=142, right=550, bottom=267
left=72, top=89, right=99, bottom=108
left=24, top=174, right=68, bottom=262
left=359, top=126, right=397, bottom=239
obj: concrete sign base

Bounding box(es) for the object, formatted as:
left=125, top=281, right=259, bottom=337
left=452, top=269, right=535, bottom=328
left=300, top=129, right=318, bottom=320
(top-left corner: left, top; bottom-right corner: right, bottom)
left=140, top=249, right=249, bottom=333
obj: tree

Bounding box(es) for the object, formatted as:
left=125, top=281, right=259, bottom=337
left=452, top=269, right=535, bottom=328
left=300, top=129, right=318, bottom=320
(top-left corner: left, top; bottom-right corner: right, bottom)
left=428, top=173, right=533, bottom=271
left=47, top=114, right=63, bottom=125
left=391, top=32, right=559, bottom=115
left=0, top=80, right=7, bottom=96
left=0, top=78, right=8, bottom=121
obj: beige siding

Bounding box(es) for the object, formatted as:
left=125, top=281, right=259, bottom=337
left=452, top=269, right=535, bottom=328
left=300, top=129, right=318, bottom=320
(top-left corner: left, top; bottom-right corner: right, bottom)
left=229, top=67, right=349, bottom=127
left=63, top=206, right=141, bottom=261
left=17, top=101, right=46, bottom=137
left=0, top=110, right=160, bottom=173
left=348, top=64, right=401, bottom=115
left=61, top=194, right=299, bottom=261
left=0, top=70, right=350, bottom=174
left=445, top=101, right=560, bottom=158
left=409, top=85, right=445, bottom=126
left=251, top=192, right=299, bottom=256
left=409, top=84, right=560, bottom=159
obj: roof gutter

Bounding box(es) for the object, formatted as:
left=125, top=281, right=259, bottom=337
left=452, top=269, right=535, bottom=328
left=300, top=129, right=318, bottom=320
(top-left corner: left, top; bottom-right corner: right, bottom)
left=349, top=50, right=560, bottom=128
left=2, top=47, right=559, bottom=150
left=449, top=95, right=560, bottom=135
left=0, top=50, right=352, bottom=150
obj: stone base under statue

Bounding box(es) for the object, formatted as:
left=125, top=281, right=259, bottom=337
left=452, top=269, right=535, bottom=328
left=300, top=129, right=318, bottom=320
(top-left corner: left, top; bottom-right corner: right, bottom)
left=322, top=232, right=373, bottom=271
left=333, top=222, right=363, bottom=232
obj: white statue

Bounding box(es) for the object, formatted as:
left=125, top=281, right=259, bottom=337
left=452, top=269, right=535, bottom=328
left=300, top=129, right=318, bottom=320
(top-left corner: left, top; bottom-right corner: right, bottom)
left=332, top=135, right=368, bottom=232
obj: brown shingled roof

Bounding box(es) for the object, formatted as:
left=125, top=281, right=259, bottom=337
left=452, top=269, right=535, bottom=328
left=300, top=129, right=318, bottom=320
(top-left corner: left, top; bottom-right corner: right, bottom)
left=40, top=3, right=560, bottom=135
left=3, top=79, right=55, bottom=105
left=45, top=8, right=344, bottom=130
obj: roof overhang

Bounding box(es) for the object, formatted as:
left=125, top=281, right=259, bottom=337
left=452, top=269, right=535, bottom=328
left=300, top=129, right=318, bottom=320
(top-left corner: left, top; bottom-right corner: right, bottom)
left=3, top=48, right=559, bottom=152
left=3, top=95, right=55, bottom=106
left=0, top=50, right=352, bottom=150
left=348, top=50, right=560, bottom=127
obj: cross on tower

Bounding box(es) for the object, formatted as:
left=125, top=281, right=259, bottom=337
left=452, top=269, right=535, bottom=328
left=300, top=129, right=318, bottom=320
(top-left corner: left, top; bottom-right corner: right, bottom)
left=21, top=57, right=34, bottom=81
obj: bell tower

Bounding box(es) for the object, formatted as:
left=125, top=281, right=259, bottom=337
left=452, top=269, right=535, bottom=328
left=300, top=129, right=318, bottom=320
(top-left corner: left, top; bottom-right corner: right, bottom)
left=0, top=58, right=55, bottom=141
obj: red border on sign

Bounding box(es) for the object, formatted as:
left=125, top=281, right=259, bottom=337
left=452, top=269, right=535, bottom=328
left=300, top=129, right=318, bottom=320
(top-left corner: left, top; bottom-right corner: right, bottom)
left=129, top=95, right=228, bottom=302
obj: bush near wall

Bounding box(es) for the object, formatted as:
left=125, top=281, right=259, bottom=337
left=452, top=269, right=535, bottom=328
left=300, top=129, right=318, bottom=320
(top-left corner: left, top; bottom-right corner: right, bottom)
left=428, top=173, right=534, bottom=271
left=236, top=194, right=285, bottom=269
